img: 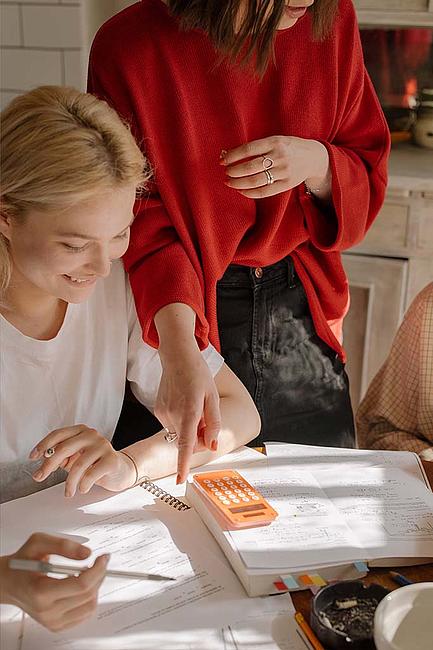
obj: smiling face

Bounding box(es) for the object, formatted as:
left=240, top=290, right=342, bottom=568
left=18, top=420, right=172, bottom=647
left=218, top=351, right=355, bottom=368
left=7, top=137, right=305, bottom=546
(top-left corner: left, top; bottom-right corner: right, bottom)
left=1, top=183, right=137, bottom=305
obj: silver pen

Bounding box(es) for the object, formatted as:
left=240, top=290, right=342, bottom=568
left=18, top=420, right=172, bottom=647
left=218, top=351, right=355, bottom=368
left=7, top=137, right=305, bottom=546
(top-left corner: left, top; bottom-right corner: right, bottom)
left=9, top=558, right=175, bottom=581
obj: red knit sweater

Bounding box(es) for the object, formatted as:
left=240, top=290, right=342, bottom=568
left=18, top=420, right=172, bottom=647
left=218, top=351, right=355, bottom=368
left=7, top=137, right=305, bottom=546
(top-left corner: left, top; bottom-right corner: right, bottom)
left=88, top=0, right=390, bottom=360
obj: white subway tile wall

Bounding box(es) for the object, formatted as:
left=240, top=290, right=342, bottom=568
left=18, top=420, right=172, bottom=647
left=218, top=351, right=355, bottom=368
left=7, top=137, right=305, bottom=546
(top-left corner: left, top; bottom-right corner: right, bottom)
left=0, top=0, right=85, bottom=110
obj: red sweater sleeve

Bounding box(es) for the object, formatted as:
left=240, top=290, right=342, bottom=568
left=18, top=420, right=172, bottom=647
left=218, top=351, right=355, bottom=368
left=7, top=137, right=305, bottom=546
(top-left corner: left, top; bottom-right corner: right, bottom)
left=299, top=6, right=390, bottom=252
left=88, top=51, right=208, bottom=349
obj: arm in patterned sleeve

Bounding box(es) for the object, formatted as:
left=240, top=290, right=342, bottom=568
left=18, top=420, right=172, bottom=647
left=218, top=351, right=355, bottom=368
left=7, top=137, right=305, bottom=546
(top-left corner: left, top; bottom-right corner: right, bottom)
left=356, top=283, right=433, bottom=454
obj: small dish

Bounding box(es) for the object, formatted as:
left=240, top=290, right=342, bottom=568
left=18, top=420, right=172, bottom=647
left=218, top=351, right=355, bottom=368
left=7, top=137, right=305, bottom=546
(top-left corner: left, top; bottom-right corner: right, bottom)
left=374, top=582, right=433, bottom=650
left=311, top=580, right=389, bottom=649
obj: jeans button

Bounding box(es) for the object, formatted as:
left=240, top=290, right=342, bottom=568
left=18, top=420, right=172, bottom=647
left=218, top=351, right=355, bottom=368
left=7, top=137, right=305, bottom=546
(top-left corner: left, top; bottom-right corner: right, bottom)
left=254, top=267, right=263, bottom=279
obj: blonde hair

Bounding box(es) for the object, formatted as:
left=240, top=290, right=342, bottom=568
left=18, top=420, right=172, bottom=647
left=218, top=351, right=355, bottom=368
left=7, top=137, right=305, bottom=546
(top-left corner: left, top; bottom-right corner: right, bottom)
left=0, top=85, right=149, bottom=296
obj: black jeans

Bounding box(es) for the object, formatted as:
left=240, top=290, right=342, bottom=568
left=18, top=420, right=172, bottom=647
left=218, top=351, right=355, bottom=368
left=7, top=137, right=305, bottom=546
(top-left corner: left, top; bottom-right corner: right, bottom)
left=217, top=257, right=355, bottom=448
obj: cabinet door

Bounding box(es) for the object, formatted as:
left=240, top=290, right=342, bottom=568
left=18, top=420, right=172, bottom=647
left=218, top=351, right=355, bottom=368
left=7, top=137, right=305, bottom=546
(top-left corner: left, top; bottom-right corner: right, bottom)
left=342, top=255, right=408, bottom=411
left=354, top=0, right=429, bottom=10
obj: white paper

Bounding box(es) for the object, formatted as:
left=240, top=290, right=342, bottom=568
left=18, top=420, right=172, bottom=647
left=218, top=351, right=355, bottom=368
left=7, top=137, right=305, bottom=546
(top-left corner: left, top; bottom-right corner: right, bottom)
left=316, top=466, right=433, bottom=560
left=264, top=443, right=428, bottom=484
left=225, top=468, right=363, bottom=570
left=0, top=463, right=267, bottom=650
left=225, top=594, right=306, bottom=650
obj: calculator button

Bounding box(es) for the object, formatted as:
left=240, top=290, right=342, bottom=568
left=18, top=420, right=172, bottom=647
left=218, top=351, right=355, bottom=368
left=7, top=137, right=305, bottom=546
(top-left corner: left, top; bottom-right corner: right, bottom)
left=222, top=499, right=231, bottom=505
left=252, top=495, right=260, bottom=500
left=218, top=495, right=226, bottom=501
left=242, top=497, right=250, bottom=502
left=203, top=479, right=211, bottom=484
left=223, top=476, right=230, bottom=481
left=214, top=491, right=222, bottom=496
left=239, top=483, right=247, bottom=487
left=210, top=487, right=218, bottom=492
left=237, top=492, right=245, bottom=497
left=234, top=489, right=242, bottom=493
left=232, top=498, right=240, bottom=504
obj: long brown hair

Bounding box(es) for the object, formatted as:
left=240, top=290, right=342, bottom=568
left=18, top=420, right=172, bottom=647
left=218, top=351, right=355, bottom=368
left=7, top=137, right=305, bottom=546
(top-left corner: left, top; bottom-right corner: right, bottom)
left=167, top=0, right=339, bottom=74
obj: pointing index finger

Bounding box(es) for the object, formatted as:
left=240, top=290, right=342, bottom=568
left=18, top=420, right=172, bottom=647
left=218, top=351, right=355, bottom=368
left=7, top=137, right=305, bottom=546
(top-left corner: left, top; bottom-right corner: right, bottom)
left=176, top=418, right=201, bottom=484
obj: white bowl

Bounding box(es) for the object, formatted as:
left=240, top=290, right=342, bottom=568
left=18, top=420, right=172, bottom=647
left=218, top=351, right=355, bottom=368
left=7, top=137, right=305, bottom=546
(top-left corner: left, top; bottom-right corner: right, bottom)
left=374, top=582, right=433, bottom=650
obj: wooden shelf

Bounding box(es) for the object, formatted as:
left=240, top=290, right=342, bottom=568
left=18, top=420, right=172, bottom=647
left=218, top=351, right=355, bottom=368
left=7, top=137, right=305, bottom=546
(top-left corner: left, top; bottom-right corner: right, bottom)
left=357, top=11, right=433, bottom=28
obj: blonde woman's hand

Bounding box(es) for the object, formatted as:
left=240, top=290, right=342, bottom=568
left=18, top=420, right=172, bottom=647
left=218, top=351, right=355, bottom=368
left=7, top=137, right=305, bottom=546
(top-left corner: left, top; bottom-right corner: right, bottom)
left=221, top=135, right=331, bottom=199
left=0, top=533, right=109, bottom=632
left=29, top=425, right=136, bottom=496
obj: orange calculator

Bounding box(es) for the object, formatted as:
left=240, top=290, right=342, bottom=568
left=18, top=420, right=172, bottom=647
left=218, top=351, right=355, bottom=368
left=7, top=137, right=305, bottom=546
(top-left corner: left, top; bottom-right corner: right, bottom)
left=191, top=470, right=278, bottom=529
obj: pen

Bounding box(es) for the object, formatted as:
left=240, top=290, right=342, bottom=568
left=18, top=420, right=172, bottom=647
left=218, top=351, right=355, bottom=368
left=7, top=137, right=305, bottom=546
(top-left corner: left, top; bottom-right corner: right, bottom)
left=389, top=571, right=413, bottom=587
left=294, top=612, right=324, bottom=650
left=9, top=558, right=175, bottom=581
left=296, top=627, right=315, bottom=650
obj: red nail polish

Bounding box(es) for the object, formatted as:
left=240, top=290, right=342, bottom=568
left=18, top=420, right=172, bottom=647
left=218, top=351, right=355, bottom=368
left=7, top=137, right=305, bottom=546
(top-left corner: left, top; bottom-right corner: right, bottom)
left=211, top=440, right=218, bottom=451
left=176, top=474, right=181, bottom=485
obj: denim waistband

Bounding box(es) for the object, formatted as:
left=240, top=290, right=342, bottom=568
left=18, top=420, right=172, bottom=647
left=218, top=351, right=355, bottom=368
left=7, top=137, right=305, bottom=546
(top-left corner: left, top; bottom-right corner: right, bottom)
left=218, top=256, right=297, bottom=288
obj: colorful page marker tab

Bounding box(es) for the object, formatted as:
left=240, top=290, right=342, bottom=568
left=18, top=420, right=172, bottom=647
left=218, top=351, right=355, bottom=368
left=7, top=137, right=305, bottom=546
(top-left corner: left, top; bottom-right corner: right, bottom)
left=354, top=561, right=369, bottom=573
left=274, top=580, right=288, bottom=591
left=299, top=575, right=314, bottom=586
left=310, top=575, right=327, bottom=587
left=281, top=575, right=299, bottom=589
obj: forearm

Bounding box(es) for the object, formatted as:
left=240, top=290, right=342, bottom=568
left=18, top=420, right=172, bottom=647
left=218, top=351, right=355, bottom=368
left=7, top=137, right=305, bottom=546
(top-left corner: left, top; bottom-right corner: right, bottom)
left=304, top=140, right=333, bottom=205
left=155, top=302, right=198, bottom=358
left=123, top=393, right=260, bottom=481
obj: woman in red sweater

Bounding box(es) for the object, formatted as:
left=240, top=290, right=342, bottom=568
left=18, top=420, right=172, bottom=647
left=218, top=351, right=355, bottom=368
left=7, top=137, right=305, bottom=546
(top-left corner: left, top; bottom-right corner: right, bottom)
left=89, top=0, right=390, bottom=482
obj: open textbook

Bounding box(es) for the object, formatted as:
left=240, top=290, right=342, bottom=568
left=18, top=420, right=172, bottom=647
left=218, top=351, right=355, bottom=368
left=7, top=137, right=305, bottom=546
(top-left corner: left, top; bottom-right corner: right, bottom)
left=186, top=444, right=433, bottom=596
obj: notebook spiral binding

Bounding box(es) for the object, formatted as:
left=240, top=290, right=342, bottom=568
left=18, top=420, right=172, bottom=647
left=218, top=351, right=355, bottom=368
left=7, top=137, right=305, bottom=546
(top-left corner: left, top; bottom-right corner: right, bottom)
left=139, top=477, right=190, bottom=511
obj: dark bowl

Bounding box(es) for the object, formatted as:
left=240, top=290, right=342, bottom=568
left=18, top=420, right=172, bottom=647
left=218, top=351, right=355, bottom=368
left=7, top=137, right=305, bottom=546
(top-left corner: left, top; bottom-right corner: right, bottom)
left=310, top=580, right=389, bottom=650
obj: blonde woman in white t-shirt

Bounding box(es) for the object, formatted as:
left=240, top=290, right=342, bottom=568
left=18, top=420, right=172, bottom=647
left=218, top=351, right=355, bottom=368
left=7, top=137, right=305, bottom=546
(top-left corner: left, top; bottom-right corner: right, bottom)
left=0, top=86, right=260, bottom=631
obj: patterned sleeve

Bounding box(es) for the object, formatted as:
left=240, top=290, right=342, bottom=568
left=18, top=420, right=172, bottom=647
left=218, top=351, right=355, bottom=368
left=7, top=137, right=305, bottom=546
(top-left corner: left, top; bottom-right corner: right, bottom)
left=356, top=283, right=433, bottom=453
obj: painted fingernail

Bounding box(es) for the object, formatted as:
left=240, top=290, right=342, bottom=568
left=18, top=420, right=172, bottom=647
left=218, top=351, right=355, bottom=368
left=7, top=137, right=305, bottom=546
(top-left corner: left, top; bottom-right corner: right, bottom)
left=102, top=553, right=111, bottom=565
left=32, top=470, right=43, bottom=480
left=176, top=474, right=182, bottom=485
left=211, top=440, right=218, bottom=452
left=219, top=149, right=227, bottom=164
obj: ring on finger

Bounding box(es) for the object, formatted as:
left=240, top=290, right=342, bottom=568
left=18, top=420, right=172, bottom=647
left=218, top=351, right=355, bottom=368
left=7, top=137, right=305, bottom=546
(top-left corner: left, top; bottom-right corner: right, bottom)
left=264, top=169, right=275, bottom=185
left=44, top=447, right=56, bottom=458
left=163, top=428, right=178, bottom=443
left=262, top=155, right=274, bottom=170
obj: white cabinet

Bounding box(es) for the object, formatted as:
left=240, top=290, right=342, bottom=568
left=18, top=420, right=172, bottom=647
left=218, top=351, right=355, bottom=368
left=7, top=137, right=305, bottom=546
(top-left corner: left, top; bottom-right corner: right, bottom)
left=354, top=0, right=433, bottom=27
left=342, top=144, right=433, bottom=409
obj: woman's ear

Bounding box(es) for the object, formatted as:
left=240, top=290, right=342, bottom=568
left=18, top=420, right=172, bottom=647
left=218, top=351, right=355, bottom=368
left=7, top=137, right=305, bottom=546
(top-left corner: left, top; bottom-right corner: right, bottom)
left=0, top=210, right=12, bottom=240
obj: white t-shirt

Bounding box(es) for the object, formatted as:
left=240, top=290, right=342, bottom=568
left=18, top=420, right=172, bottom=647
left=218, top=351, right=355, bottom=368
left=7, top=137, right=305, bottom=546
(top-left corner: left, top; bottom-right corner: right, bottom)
left=0, top=261, right=223, bottom=502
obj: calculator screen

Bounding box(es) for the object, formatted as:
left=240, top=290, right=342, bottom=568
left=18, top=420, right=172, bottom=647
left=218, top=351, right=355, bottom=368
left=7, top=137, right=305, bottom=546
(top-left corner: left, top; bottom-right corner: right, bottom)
left=229, top=503, right=264, bottom=514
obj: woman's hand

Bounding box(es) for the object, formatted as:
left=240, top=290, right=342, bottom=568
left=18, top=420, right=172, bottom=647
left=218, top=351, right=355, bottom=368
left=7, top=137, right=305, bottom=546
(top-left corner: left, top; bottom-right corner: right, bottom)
left=221, top=135, right=331, bottom=200
left=29, top=426, right=136, bottom=496
left=0, top=533, right=108, bottom=632
left=156, top=344, right=221, bottom=484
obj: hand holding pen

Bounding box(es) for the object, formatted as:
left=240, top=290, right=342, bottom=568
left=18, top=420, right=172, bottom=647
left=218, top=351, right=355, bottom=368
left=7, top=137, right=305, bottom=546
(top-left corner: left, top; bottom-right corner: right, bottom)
left=0, top=533, right=109, bottom=633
